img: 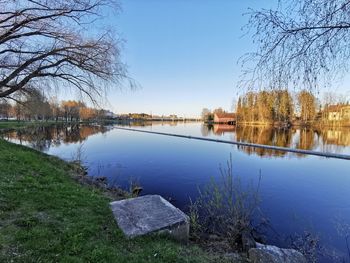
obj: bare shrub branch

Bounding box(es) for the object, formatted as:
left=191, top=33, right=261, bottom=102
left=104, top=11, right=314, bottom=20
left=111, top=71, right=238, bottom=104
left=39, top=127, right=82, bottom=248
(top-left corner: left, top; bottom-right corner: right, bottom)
left=0, top=0, right=129, bottom=103
left=241, top=0, right=350, bottom=91
left=189, top=155, right=266, bottom=252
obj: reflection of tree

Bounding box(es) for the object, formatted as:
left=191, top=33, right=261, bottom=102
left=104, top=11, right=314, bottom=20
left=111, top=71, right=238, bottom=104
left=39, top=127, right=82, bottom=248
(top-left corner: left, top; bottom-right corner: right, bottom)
left=297, top=129, right=316, bottom=150
left=128, top=121, right=152, bottom=127
left=201, top=124, right=213, bottom=137
left=126, top=121, right=180, bottom=127
left=212, top=124, right=350, bottom=157
left=2, top=124, right=108, bottom=151
left=235, top=126, right=293, bottom=157
left=274, top=129, right=293, bottom=148
left=320, top=128, right=350, bottom=147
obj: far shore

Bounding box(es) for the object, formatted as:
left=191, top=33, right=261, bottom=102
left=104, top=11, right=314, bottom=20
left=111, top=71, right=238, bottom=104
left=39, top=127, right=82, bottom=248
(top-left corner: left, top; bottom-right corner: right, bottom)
left=206, top=120, right=350, bottom=128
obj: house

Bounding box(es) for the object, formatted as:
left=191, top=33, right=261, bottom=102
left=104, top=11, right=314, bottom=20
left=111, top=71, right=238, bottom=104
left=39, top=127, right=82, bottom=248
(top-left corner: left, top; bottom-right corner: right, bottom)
left=104, top=110, right=115, bottom=118
left=342, top=106, right=350, bottom=119
left=213, top=112, right=236, bottom=124
left=326, top=105, right=350, bottom=121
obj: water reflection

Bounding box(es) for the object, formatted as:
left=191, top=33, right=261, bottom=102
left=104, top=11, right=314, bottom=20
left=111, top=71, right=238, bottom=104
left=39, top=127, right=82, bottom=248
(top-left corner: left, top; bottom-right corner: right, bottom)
left=2, top=122, right=350, bottom=157
left=201, top=124, right=350, bottom=157
left=123, top=120, right=194, bottom=127
left=1, top=124, right=110, bottom=151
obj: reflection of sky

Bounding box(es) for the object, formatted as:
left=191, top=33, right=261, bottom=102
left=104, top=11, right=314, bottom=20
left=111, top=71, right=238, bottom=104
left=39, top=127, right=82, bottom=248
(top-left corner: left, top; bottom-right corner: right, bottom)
left=3, top=123, right=350, bottom=262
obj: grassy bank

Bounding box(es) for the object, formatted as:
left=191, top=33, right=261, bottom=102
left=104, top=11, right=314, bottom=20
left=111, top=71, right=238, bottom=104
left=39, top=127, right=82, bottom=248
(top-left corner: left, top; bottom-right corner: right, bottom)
left=0, top=139, right=229, bottom=262
left=0, top=120, right=35, bottom=130
left=0, top=120, right=63, bottom=131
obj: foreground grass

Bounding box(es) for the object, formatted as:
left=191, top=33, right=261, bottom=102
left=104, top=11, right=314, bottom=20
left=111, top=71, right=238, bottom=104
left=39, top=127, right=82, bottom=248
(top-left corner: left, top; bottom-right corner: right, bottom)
left=0, top=139, right=228, bottom=262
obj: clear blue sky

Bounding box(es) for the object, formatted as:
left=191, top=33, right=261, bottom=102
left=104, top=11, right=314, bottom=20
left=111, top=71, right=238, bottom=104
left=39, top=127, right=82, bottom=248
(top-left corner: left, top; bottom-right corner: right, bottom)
left=101, top=0, right=349, bottom=117
left=104, top=0, right=262, bottom=117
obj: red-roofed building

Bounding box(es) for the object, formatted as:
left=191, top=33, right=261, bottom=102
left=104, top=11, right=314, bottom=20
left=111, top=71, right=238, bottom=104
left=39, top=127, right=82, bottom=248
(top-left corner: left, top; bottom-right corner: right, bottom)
left=213, top=112, right=236, bottom=124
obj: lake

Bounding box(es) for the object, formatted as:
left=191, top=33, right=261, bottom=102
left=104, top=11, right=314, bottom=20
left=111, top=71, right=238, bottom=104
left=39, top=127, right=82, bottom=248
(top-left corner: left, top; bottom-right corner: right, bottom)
left=2, top=122, right=350, bottom=262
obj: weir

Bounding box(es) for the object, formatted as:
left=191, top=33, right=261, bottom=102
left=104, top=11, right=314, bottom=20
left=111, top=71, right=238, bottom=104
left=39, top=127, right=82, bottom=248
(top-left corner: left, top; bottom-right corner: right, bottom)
left=114, top=127, right=350, bottom=161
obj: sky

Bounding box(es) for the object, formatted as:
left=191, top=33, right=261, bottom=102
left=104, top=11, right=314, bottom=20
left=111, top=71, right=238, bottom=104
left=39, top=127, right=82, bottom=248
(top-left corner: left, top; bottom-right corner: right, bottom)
left=104, top=0, right=262, bottom=117
left=97, top=0, right=349, bottom=117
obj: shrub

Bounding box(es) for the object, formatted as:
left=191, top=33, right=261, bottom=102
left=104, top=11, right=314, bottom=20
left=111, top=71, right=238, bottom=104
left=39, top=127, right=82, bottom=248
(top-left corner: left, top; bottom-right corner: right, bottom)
left=189, top=154, right=265, bottom=251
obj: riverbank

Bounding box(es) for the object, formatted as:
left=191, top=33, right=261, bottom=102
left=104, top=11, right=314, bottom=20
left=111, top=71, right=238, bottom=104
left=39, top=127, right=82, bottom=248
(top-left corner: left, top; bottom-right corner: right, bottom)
left=0, top=139, right=231, bottom=262
left=0, top=120, right=77, bottom=131
left=0, top=120, right=112, bottom=130
left=235, top=120, right=350, bottom=128
left=0, top=120, right=43, bottom=130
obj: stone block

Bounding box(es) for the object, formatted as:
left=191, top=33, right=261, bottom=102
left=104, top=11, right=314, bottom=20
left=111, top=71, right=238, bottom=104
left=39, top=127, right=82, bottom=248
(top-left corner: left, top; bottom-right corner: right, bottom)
left=110, top=195, right=189, bottom=243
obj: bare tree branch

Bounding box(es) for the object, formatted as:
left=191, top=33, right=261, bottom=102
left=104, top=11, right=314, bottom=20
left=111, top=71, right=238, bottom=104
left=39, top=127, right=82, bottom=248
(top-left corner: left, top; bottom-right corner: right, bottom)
left=0, top=0, right=128, bottom=102
left=241, top=0, right=350, bottom=91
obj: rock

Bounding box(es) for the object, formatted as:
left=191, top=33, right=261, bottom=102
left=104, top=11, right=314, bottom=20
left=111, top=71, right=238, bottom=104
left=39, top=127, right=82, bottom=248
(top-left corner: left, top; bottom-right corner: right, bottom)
left=249, top=243, right=307, bottom=263
left=110, top=195, right=189, bottom=243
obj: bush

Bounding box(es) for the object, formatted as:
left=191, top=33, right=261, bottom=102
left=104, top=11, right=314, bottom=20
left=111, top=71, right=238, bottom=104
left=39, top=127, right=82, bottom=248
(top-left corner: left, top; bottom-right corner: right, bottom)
left=189, top=154, right=265, bottom=252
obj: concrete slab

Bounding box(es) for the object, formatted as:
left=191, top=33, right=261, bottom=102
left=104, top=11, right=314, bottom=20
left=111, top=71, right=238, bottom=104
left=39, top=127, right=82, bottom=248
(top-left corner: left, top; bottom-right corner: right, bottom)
left=110, top=195, right=189, bottom=243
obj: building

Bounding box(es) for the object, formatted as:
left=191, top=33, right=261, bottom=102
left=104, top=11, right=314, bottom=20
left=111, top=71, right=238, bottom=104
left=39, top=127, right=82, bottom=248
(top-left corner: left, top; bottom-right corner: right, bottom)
left=326, top=105, right=350, bottom=121
left=213, top=112, right=236, bottom=124
left=104, top=110, right=115, bottom=118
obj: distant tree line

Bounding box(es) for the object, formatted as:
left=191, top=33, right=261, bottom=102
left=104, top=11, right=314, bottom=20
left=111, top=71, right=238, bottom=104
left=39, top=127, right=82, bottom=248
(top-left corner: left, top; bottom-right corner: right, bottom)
left=123, top=113, right=180, bottom=120
left=237, top=90, right=294, bottom=123
left=202, top=90, right=349, bottom=125
left=237, top=90, right=350, bottom=124
left=236, top=90, right=315, bottom=123
left=0, top=90, right=111, bottom=122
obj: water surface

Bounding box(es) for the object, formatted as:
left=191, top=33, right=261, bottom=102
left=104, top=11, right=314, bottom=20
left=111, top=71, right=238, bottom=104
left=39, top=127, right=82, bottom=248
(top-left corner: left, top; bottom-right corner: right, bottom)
left=2, top=122, right=350, bottom=262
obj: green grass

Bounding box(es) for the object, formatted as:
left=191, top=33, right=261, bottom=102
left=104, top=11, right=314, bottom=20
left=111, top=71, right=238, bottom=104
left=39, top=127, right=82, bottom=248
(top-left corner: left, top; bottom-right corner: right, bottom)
left=0, top=139, right=230, bottom=263
left=0, top=120, right=61, bottom=131
left=0, top=120, right=32, bottom=130
left=0, top=120, right=109, bottom=131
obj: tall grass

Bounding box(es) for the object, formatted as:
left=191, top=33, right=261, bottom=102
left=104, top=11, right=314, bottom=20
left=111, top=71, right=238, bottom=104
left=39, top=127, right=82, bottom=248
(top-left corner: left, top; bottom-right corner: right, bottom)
left=189, top=154, right=265, bottom=252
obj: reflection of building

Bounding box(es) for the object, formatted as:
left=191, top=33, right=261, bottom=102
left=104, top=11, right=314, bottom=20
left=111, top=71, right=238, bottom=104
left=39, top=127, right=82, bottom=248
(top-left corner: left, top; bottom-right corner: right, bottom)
left=213, top=112, right=236, bottom=124
left=213, top=124, right=236, bottom=135
left=326, top=105, right=350, bottom=121
left=324, top=129, right=350, bottom=146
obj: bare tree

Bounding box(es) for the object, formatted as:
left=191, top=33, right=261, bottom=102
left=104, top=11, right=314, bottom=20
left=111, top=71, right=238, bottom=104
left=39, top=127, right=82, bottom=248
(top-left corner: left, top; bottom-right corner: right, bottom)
left=0, top=0, right=127, bottom=102
left=297, top=90, right=317, bottom=122
left=241, top=0, right=350, bottom=91
left=201, top=108, right=211, bottom=121
left=22, top=88, right=51, bottom=120
left=0, top=98, right=11, bottom=119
